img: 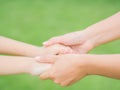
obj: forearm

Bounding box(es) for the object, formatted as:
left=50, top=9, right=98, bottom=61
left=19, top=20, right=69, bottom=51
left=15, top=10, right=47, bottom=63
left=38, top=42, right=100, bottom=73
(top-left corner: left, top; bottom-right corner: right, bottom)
left=87, top=54, right=120, bottom=79
left=0, top=56, right=51, bottom=75
left=0, top=36, right=46, bottom=57
left=84, top=12, right=120, bottom=46
left=0, top=56, right=33, bottom=75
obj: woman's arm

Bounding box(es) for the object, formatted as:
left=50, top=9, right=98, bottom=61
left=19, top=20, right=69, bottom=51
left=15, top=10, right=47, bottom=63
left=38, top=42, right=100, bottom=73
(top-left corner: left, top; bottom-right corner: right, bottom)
left=88, top=54, right=120, bottom=79
left=0, top=56, right=51, bottom=76
left=85, top=12, right=120, bottom=47
left=38, top=54, right=120, bottom=86
left=0, top=36, right=72, bottom=57
left=43, top=12, right=120, bottom=53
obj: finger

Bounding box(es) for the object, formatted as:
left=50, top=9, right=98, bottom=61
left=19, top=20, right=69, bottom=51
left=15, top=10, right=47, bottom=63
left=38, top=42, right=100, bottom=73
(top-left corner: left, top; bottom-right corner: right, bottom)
left=60, top=79, right=72, bottom=87
left=58, top=46, right=74, bottom=54
left=40, top=67, right=56, bottom=80
left=64, top=75, right=86, bottom=86
left=35, top=55, right=58, bottom=64
left=54, top=80, right=60, bottom=84
left=40, top=70, right=50, bottom=80
left=43, top=36, right=64, bottom=46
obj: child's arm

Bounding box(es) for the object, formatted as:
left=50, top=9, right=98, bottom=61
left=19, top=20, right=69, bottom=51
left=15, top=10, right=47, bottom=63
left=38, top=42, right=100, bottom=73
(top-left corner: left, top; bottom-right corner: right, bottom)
left=0, top=56, right=51, bottom=75
left=0, top=36, right=72, bottom=57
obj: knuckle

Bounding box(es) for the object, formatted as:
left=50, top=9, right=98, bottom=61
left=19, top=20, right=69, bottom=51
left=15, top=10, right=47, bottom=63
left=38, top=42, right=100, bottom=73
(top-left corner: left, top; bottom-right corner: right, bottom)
left=60, top=82, right=70, bottom=87
left=39, top=76, right=46, bottom=80
left=60, top=83, right=67, bottom=87
left=54, top=80, right=60, bottom=84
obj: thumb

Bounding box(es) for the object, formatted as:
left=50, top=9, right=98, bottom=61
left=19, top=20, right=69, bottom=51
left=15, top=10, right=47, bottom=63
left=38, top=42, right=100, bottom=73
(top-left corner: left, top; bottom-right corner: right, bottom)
left=35, top=55, right=58, bottom=64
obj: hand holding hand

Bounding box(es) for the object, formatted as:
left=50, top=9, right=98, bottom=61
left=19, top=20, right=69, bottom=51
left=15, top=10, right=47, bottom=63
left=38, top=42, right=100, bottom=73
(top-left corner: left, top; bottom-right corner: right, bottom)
left=43, top=12, right=120, bottom=54
left=41, top=44, right=73, bottom=55
left=37, top=54, right=90, bottom=86
left=43, top=30, right=97, bottom=54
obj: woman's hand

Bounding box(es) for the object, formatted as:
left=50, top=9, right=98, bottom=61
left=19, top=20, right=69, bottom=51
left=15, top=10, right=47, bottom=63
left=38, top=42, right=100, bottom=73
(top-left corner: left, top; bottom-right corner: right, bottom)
left=37, top=54, right=120, bottom=87
left=43, top=12, right=120, bottom=54
left=43, top=30, right=97, bottom=54
left=41, top=44, right=73, bottom=55
left=37, top=54, right=90, bottom=86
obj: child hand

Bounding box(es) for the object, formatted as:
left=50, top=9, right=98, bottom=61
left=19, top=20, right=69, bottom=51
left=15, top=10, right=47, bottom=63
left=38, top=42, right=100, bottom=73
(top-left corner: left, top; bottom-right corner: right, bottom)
left=28, top=57, right=52, bottom=76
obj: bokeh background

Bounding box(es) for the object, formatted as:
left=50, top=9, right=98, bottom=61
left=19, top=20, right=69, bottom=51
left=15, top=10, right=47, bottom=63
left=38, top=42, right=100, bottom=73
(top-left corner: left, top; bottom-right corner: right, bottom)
left=0, top=0, right=120, bottom=90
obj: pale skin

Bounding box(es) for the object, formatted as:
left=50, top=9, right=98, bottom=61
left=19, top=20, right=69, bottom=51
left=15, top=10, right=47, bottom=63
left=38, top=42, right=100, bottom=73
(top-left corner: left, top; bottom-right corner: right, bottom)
left=1, top=11, right=120, bottom=86
left=0, top=36, right=72, bottom=56
left=0, top=56, right=51, bottom=75
left=39, top=12, right=120, bottom=86
left=0, top=36, right=72, bottom=75
left=39, top=54, right=120, bottom=86
left=43, top=12, right=120, bottom=53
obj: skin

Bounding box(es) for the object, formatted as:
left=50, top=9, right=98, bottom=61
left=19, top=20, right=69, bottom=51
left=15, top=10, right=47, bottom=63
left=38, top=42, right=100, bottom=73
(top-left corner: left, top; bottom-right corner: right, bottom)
left=0, top=36, right=72, bottom=75
left=38, top=54, right=120, bottom=86
left=38, top=12, right=120, bottom=86
left=0, top=36, right=72, bottom=56
left=43, top=12, right=120, bottom=53
left=0, top=56, right=51, bottom=75
left=0, top=11, right=120, bottom=86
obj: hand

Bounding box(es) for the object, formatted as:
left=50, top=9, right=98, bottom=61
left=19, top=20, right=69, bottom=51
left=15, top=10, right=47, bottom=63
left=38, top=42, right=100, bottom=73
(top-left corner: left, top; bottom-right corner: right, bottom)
left=41, top=44, right=73, bottom=55
left=43, top=12, right=120, bottom=54
left=37, top=54, right=90, bottom=86
left=43, top=30, right=97, bottom=54
left=26, top=57, right=52, bottom=76
left=28, top=44, right=73, bottom=75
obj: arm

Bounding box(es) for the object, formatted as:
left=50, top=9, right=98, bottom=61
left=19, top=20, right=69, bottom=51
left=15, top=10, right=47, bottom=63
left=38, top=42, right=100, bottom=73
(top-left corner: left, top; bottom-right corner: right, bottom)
left=85, top=12, right=120, bottom=47
left=0, top=56, right=51, bottom=75
left=88, top=54, right=120, bottom=79
left=43, top=12, right=120, bottom=53
left=0, top=37, right=71, bottom=76
left=0, top=36, right=72, bottom=57
left=39, top=54, right=120, bottom=86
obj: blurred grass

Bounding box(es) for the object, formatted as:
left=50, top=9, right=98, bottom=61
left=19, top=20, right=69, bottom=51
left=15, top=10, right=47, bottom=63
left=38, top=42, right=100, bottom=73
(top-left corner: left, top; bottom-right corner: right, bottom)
left=0, top=0, right=120, bottom=90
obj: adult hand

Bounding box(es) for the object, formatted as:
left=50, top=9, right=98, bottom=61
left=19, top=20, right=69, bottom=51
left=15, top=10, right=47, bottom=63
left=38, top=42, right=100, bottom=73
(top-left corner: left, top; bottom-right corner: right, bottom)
left=41, top=44, right=73, bottom=55
left=43, top=30, right=97, bottom=54
left=43, top=12, right=120, bottom=54
left=37, top=54, right=90, bottom=86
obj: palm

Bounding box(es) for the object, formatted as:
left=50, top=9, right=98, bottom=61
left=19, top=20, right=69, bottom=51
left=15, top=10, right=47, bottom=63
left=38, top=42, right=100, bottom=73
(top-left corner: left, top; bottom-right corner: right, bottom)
left=70, top=40, right=95, bottom=54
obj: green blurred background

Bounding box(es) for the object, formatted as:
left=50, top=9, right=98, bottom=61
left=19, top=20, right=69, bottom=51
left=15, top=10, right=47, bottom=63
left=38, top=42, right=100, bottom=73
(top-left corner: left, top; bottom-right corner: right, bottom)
left=0, top=0, right=120, bottom=90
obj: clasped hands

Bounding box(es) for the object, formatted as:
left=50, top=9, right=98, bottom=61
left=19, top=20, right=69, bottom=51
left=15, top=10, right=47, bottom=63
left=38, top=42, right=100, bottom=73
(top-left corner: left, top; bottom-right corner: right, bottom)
left=0, top=12, right=119, bottom=86
left=35, top=30, right=98, bottom=87
left=34, top=12, right=120, bottom=86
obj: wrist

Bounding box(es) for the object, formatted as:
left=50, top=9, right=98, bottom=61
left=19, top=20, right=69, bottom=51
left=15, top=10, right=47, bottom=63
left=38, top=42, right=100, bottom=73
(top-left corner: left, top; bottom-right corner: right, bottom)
left=76, top=54, right=94, bottom=75
left=76, top=54, right=98, bottom=75
left=84, top=55, right=101, bottom=75
left=22, top=58, right=36, bottom=74
left=82, top=29, right=108, bottom=48
left=26, top=57, right=52, bottom=76
left=77, top=29, right=101, bottom=46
